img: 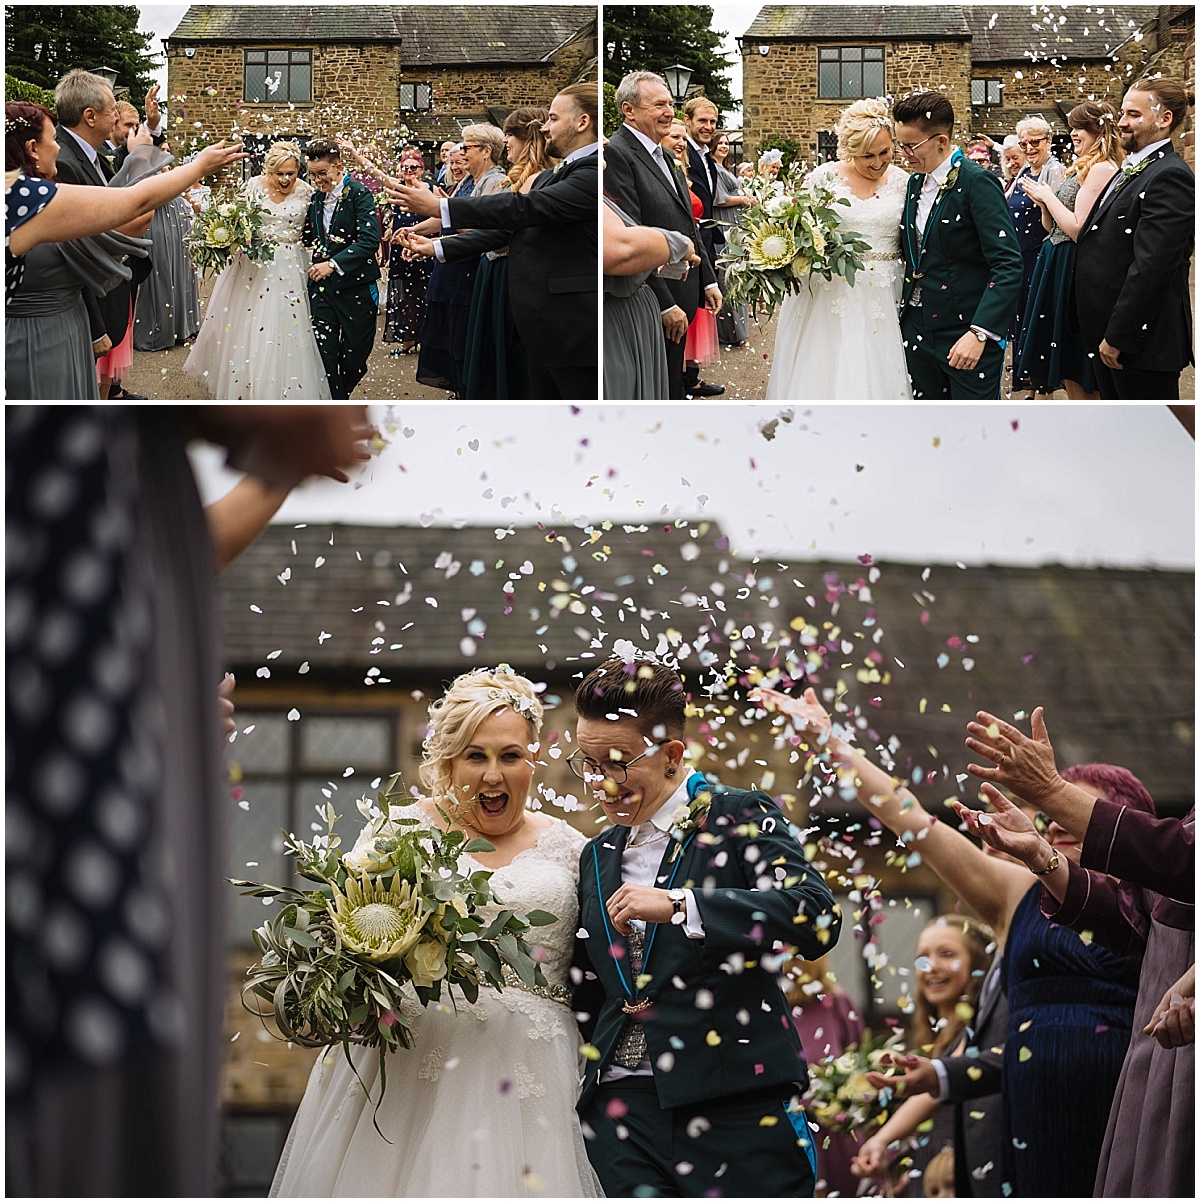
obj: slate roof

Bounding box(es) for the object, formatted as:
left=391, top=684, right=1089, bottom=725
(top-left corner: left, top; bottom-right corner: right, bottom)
left=745, top=6, right=971, bottom=42
left=168, top=5, right=593, bottom=65
left=745, top=4, right=1164, bottom=60
left=964, top=5, right=1163, bottom=64
left=217, top=521, right=1195, bottom=811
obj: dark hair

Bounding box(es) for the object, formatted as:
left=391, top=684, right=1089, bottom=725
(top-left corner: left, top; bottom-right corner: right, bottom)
left=305, top=138, right=341, bottom=164
left=557, top=81, right=598, bottom=132
left=5, top=102, right=54, bottom=177
left=1129, top=75, right=1195, bottom=133
left=574, top=656, right=687, bottom=742
left=1061, top=764, right=1156, bottom=817
left=892, top=91, right=955, bottom=137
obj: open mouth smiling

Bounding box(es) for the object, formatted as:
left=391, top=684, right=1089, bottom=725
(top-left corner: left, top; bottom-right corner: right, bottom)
left=476, top=791, right=508, bottom=816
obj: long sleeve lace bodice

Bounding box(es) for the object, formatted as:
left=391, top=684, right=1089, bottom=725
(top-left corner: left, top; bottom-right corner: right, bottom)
left=805, top=161, right=908, bottom=256
left=244, top=176, right=314, bottom=246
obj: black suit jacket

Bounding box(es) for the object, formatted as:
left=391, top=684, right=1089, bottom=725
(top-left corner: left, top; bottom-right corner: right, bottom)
left=439, top=150, right=598, bottom=371
left=686, top=138, right=720, bottom=260
left=54, top=127, right=132, bottom=344
left=1074, top=144, right=1195, bottom=372
left=939, top=953, right=1007, bottom=1196
left=572, top=778, right=841, bottom=1112
left=603, top=124, right=716, bottom=320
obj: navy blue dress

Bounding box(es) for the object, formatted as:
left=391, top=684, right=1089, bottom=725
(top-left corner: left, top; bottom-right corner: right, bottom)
left=1001, top=884, right=1141, bottom=1197
left=1006, top=170, right=1047, bottom=389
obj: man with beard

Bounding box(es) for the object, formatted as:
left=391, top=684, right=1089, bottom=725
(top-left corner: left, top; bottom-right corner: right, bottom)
left=1074, top=76, right=1195, bottom=399
left=391, top=83, right=599, bottom=400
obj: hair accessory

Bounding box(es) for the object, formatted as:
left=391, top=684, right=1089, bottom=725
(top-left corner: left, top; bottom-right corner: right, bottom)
left=758, top=148, right=783, bottom=165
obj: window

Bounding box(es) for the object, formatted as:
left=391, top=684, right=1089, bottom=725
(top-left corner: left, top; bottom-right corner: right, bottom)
left=244, top=48, right=312, bottom=103
left=399, top=81, right=433, bottom=112
left=238, top=133, right=312, bottom=184
left=817, top=130, right=838, bottom=163
left=817, top=46, right=884, bottom=100
left=225, top=709, right=398, bottom=944
left=971, top=78, right=1003, bottom=107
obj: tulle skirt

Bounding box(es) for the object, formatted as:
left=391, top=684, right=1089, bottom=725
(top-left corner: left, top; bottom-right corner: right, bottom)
left=767, top=259, right=912, bottom=400
left=270, top=986, right=601, bottom=1197
left=183, top=242, right=331, bottom=399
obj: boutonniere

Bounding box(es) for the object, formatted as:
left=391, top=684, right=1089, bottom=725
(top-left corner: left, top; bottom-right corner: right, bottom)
left=1113, top=156, right=1152, bottom=192
left=667, top=772, right=713, bottom=859
left=938, top=165, right=961, bottom=199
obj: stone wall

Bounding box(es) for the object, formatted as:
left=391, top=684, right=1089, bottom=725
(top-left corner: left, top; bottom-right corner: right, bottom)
left=742, top=39, right=973, bottom=163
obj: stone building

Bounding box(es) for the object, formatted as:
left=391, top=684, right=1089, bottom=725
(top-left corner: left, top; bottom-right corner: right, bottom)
left=163, top=3, right=597, bottom=174
left=213, top=516, right=1193, bottom=1189
left=740, top=4, right=1193, bottom=165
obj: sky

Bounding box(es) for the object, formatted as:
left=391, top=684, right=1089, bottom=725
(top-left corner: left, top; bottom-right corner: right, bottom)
left=190, top=404, right=1195, bottom=570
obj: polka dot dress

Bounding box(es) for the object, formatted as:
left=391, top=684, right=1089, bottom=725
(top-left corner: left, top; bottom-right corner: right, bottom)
left=5, top=173, right=57, bottom=293
left=6, top=406, right=175, bottom=1097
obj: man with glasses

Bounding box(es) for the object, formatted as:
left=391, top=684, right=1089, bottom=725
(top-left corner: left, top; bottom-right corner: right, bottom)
left=894, top=91, right=1022, bottom=399
left=569, top=654, right=840, bottom=1197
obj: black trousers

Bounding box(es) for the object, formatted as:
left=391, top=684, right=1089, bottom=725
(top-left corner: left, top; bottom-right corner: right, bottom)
left=1092, top=359, right=1181, bottom=400
left=527, top=360, right=598, bottom=400
left=580, top=1077, right=816, bottom=1198
left=901, top=313, right=1005, bottom=400
left=309, top=283, right=378, bottom=399
left=665, top=321, right=689, bottom=400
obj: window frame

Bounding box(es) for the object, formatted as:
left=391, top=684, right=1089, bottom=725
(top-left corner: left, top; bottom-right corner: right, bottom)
left=399, top=81, right=433, bottom=112
left=243, top=47, right=313, bottom=105
left=817, top=45, right=885, bottom=101
left=971, top=77, right=1004, bottom=107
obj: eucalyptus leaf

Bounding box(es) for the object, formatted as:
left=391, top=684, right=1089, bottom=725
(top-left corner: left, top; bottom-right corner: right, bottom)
left=461, top=838, right=496, bottom=854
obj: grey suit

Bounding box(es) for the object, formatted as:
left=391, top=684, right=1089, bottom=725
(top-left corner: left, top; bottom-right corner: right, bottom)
left=937, top=953, right=1007, bottom=1196
left=603, top=124, right=716, bottom=398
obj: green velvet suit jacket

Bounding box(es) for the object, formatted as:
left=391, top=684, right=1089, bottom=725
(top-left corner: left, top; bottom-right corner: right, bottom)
left=573, top=779, right=841, bottom=1111
left=900, top=154, right=1023, bottom=342
left=303, top=176, right=380, bottom=292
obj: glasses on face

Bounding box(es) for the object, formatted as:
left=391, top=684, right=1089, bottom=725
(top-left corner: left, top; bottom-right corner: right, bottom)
left=897, top=134, right=937, bottom=154
left=462, top=142, right=483, bottom=151
left=1018, top=137, right=1047, bottom=149
left=1034, top=812, right=1051, bottom=833
left=565, top=744, right=663, bottom=784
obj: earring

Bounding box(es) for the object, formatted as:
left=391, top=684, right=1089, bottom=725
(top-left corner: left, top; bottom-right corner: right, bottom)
left=666, top=766, right=677, bottom=777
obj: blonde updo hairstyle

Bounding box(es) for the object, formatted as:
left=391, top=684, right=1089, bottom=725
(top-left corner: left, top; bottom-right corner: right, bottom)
left=836, top=98, right=895, bottom=160
left=263, top=140, right=304, bottom=177
left=419, top=667, right=544, bottom=798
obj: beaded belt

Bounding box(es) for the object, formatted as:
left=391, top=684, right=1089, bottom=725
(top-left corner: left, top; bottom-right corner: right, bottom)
left=862, top=251, right=901, bottom=262
left=500, top=963, right=572, bottom=1008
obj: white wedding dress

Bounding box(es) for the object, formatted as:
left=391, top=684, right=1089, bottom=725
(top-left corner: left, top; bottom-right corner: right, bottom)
left=270, top=807, right=602, bottom=1198
left=766, top=162, right=912, bottom=399
left=184, top=175, right=331, bottom=399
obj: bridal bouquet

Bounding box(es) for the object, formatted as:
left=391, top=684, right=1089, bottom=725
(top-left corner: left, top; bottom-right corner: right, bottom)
left=232, top=772, right=554, bottom=1102
left=803, top=1027, right=908, bottom=1133
left=186, top=189, right=273, bottom=274
left=720, top=166, right=873, bottom=323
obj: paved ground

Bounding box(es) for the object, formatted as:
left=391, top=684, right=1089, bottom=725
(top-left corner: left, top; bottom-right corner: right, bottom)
left=124, top=277, right=448, bottom=401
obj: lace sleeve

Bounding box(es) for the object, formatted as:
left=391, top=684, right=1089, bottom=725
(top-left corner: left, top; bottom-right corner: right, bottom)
left=295, top=179, right=315, bottom=204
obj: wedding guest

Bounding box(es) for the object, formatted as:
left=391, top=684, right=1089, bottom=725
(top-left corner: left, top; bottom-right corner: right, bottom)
left=758, top=147, right=783, bottom=178
left=383, top=151, right=434, bottom=355
left=1074, top=76, right=1195, bottom=399
left=753, top=686, right=1142, bottom=1198
left=1015, top=101, right=1122, bottom=398
left=461, top=106, right=554, bottom=398
left=924, top=1146, right=956, bottom=1199
left=52, top=69, right=152, bottom=400
left=737, top=161, right=755, bottom=181
left=710, top=131, right=752, bottom=347
left=1007, top=118, right=1061, bottom=395
left=133, top=144, right=201, bottom=352
left=603, top=185, right=696, bottom=399
left=604, top=70, right=720, bottom=400
left=412, top=124, right=506, bottom=397
left=434, top=139, right=456, bottom=186
left=113, top=84, right=166, bottom=171
left=999, top=138, right=1026, bottom=191
left=961, top=706, right=1194, bottom=1197
left=665, top=119, right=721, bottom=386
left=965, top=138, right=998, bottom=175
left=5, top=103, right=151, bottom=398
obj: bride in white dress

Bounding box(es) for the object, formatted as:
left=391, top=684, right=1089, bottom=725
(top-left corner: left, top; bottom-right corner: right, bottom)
left=184, top=141, right=331, bottom=399
left=271, top=668, right=601, bottom=1198
left=767, top=99, right=913, bottom=399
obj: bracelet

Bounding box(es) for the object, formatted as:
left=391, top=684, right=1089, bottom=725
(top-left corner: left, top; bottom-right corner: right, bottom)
left=1032, top=845, right=1060, bottom=876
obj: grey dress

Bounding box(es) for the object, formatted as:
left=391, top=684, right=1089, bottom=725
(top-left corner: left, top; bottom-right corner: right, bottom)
left=5, top=228, right=149, bottom=400
left=134, top=194, right=201, bottom=351
left=603, top=198, right=678, bottom=400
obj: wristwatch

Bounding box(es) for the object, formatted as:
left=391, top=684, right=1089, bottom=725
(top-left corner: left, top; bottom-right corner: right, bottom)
left=969, top=326, right=988, bottom=343
left=667, top=888, right=687, bottom=925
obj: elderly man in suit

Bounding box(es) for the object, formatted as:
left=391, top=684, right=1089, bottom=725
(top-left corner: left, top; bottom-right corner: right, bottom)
left=605, top=71, right=724, bottom=400
left=1074, top=76, right=1195, bottom=400
left=390, top=83, right=599, bottom=400
left=570, top=655, right=841, bottom=1197
left=53, top=68, right=152, bottom=399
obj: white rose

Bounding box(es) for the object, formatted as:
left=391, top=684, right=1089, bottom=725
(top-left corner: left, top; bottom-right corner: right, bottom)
left=217, top=202, right=236, bottom=217
left=405, top=938, right=448, bottom=988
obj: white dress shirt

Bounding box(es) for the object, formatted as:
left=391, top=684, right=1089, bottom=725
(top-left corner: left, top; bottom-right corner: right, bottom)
left=63, top=125, right=104, bottom=178
left=916, top=148, right=959, bottom=233
left=1123, top=136, right=1172, bottom=169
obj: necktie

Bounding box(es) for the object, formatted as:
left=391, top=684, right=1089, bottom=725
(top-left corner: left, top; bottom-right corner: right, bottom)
left=653, top=144, right=675, bottom=186
left=611, top=926, right=649, bottom=1069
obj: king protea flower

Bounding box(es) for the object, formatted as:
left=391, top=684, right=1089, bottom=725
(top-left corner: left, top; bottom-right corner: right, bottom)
left=328, top=873, right=429, bottom=961
left=748, top=222, right=797, bottom=270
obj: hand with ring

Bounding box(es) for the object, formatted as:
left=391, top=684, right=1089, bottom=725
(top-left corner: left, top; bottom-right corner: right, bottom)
left=964, top=706, right=1061, bottom=806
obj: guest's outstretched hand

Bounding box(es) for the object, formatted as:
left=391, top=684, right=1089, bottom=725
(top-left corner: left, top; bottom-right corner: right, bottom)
left=965, top=706, right=1061, bottom=806
left=864, top=1051, right=938, bottom=1098
left=951, top=783, right=1042, bottom=866
left=749, top=685, right=834, bottom=748
left=396, top=229, right=437, bottom=258
left=194, top=140, right=248, bottom=175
